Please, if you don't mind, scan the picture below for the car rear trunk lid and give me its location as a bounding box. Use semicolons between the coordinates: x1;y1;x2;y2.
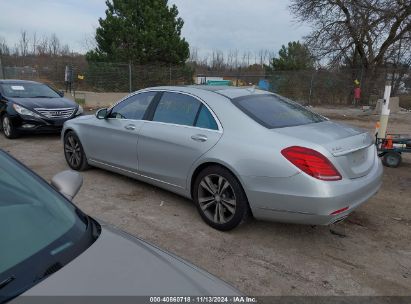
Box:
273;121;375;179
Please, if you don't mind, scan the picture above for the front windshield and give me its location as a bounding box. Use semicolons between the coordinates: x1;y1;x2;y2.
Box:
0;151;90;281
0;83;61;98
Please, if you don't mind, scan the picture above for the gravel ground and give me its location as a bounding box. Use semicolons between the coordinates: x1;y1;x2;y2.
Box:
1;108;410;296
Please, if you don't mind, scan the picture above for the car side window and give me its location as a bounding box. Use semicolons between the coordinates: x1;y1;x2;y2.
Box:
153;92;201;126
109;91;156;120
195;105;218;130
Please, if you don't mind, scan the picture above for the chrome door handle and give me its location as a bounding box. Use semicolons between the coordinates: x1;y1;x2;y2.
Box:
191;134;208;142
124;124;136;131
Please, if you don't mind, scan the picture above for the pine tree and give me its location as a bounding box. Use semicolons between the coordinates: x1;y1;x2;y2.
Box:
271;41;314;71
86;0;189;64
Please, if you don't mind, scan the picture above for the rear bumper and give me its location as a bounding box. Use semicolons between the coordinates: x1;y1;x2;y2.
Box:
242;157;383;225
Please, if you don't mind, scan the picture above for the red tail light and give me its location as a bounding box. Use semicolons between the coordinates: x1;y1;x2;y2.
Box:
281;146;342;181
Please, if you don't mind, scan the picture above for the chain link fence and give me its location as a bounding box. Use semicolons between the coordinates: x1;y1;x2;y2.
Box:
0;60;194;92
195;67;411;108
1;56;410;108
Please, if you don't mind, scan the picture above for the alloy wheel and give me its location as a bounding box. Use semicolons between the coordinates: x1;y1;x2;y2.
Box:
65;134;82;168
2;116;11;137
198;174;237;224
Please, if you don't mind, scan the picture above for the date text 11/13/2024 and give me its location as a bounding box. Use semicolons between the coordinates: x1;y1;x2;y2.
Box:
149;296;257;303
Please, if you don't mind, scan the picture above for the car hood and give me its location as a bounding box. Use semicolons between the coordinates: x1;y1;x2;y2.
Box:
9;97;77;109
22;223;241;296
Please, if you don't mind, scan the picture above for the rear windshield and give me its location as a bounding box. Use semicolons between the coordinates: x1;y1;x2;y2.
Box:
232;94;325;129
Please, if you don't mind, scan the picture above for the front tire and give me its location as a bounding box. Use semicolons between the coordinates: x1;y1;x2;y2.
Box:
1;114;19;139
193;166;249;231
64;131;90;171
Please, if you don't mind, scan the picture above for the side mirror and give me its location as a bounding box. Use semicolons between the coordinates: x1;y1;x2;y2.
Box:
58;90;65;97
96;108;108;119
51;171;83;200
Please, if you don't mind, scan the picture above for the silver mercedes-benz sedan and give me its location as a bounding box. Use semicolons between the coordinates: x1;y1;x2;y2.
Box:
62;86;383;231
0;150;240;302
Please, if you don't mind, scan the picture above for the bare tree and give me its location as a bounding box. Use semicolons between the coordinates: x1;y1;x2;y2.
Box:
228;49;243;69
49;33;60;56
290;0;411;101
0;36;10;56
290;0;411;68
241;51;247;67
81;29;98;52
37;35;49;55
18;30;29;57
224;49;241;69
189;46;199;63
258;49;270;67
232;49;239;69
60;44;71;56
388;38;411;94
241;51;252;67
199;53;209;67
211;50;225;70
31;32;37;55
12;43;20;57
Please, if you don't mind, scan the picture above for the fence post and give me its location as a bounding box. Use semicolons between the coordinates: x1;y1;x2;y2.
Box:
128;62;132;93
71;64;76;99
0;57;4;79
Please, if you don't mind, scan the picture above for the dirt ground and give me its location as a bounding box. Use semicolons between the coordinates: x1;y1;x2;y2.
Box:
0;107;410;296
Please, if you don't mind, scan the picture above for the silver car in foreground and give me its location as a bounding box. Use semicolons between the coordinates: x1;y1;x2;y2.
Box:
0;150;240;302
62;86;383;231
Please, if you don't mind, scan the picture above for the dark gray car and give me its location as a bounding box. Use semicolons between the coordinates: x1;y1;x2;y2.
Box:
0;150;240;302
0;80;83;139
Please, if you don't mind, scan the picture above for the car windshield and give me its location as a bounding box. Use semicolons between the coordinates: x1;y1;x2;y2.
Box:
0;83;61;98
232;94;326;129
0;151;97;300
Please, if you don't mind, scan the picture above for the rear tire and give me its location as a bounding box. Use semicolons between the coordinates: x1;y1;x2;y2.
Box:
64;131;90;171
193;165;249;231
1;114;19;139
382;152;401;168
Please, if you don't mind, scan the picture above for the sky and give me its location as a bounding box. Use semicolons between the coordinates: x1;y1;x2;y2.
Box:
0;0;310;59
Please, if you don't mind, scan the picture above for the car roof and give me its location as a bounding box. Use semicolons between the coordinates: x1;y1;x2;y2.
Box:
0;79;41;85
143;85;269;100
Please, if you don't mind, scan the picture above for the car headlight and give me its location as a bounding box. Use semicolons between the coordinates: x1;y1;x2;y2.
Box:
12;104;42;118
75;105;83;116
